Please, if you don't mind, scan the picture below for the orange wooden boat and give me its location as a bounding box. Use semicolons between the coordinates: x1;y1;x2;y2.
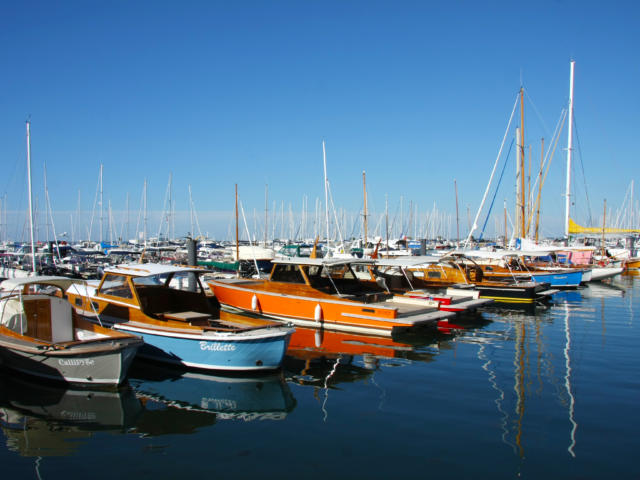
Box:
207;257;455;337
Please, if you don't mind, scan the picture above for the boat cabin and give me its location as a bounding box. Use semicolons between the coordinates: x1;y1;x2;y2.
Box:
269;258;389;301
81;264;221;323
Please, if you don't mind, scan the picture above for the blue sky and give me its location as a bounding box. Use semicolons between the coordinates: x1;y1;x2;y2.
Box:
1;1;639;242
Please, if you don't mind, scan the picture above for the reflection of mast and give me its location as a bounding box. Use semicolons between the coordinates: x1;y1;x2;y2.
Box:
321;356;341;422
477;339;516;453
564;302;578;457
514;321;526;458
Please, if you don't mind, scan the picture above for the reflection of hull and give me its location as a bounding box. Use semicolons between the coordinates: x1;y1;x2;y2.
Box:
287;327;415;360
581;282;625;298
128;362;296;421
0;372;142;456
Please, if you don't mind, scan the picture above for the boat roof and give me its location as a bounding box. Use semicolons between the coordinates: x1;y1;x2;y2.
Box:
273;256;374;267
447;249;557;259
0;275;79;291
104;263;210;277
367;257;442;267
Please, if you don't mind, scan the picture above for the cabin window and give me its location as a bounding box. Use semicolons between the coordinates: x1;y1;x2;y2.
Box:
324;264;356;280
99;274;133;299
167;271;202;293
133;274;167;287
427;271;442;279
271;264;305;283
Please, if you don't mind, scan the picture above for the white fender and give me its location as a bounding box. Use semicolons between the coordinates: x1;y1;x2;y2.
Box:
251;294;259;312
314;303;323;322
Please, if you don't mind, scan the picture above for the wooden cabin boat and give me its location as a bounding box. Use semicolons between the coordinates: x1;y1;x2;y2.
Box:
445;251;586;289
0;276;143;385
354;258;494;313
65;263;293;371
395;255;557;305
207;257;456;337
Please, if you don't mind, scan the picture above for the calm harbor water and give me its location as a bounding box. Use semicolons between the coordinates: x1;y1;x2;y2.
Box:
1;273;639;479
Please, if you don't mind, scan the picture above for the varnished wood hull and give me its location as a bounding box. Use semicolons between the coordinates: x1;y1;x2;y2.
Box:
208;278;452;336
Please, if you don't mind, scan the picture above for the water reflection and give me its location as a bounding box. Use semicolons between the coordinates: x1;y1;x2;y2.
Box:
0;373;142;457
0;361;297;455
284;317;492;421
458;278;637;461
128;361;296;430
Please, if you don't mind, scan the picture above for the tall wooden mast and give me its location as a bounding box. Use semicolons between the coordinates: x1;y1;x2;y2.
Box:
519;87;526;238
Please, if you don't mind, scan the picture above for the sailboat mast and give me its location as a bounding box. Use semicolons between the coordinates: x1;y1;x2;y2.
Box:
565;60;576;239
534;138;545;242
143;178;148;247
504;200;508;248
322;141;330;252
235;184;239;266
99;163;104;243
363;170;368;250
26;120;36;274
602;199;607;255
454;179;460;247
264;184;268;246
519;87;526;239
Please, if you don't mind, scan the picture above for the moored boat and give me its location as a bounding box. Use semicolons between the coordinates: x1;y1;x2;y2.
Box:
396;254;557;305
66;263;293;371
355;257;494;313
208;257;456;337
0;276;143;385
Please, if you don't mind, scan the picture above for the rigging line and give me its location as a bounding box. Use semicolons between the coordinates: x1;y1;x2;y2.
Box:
527;107;567;208
525;108;568;235
524;88;552;138
572;115;593;225
238;200;261;278
466;92;520;247
478;139;514;241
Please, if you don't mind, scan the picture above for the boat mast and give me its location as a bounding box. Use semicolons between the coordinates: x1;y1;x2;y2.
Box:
601;199;607;255
363;170;368;250
99;163;104;244
322;141;330;254
534;138;545;242
565;60;576;239
264;184;268;246
454;179;460;248
26;120;36;274
519;87;526;239
143;178;148;247
235;184;239;267
504;199;508;248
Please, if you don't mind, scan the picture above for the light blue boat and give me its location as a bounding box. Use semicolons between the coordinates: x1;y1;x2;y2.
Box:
529;269;584;288
114;320;291;371
67;263;293;372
